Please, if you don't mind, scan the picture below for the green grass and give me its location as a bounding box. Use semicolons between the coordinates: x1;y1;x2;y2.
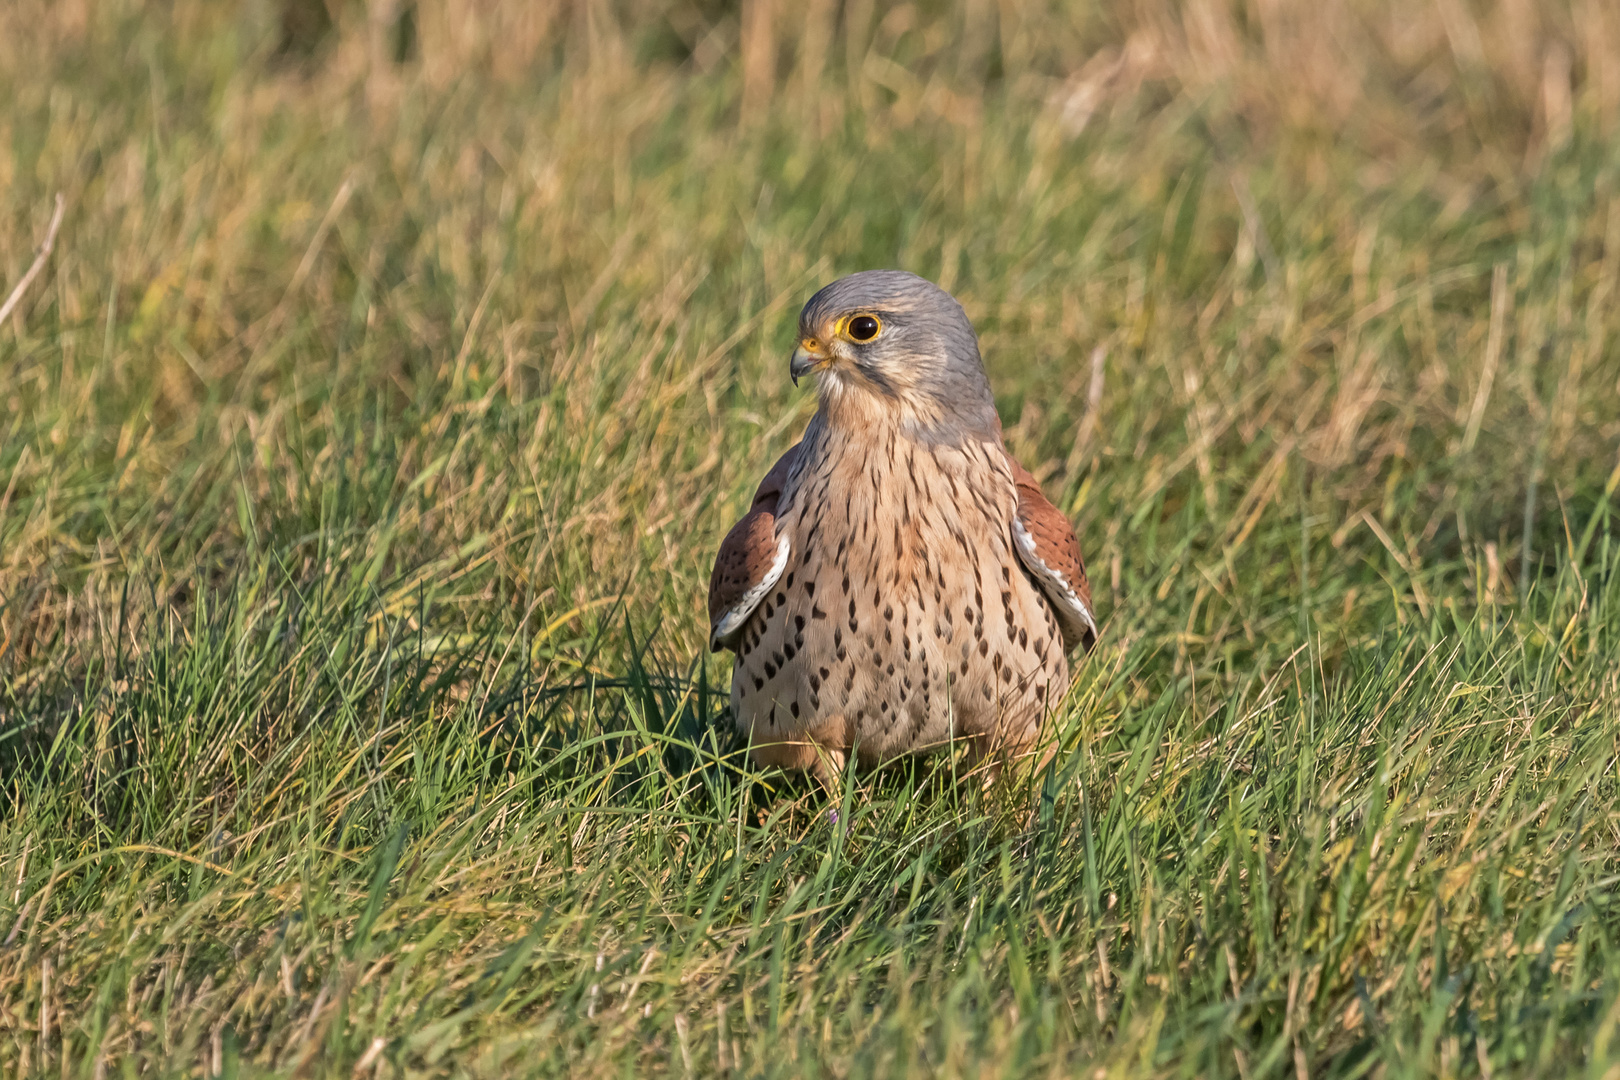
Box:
2;1;1619;1076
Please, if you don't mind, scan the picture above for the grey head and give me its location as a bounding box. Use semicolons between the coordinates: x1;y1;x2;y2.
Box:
789;270;1000;439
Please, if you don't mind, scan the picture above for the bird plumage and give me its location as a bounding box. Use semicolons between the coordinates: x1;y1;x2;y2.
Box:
708;271;1097;783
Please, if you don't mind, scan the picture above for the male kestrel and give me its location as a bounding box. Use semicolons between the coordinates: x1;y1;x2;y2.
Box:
707;271;1098;785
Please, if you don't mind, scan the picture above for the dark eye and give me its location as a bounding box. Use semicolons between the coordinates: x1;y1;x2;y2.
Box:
848;315;881;341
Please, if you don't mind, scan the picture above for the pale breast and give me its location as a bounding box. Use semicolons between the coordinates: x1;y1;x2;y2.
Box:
730;431;1071;763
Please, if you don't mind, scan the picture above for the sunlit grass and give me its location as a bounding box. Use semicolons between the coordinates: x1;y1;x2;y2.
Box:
1;1;1617;1076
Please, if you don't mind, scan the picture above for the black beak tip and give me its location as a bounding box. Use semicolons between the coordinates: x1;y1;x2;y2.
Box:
789;350;816;386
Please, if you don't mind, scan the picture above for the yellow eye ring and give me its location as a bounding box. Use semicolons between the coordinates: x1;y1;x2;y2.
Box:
842;314;882;342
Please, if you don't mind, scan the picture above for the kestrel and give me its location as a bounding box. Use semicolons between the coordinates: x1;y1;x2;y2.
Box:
708;271;1098;786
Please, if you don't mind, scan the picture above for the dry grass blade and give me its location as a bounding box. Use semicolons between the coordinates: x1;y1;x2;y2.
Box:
0;192;64;326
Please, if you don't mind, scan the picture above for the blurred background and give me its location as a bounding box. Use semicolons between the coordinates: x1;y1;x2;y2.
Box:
4;0;1619;661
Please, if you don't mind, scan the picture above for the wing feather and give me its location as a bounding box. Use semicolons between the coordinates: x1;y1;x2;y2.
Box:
707;444;802;652
1004;450;1098;653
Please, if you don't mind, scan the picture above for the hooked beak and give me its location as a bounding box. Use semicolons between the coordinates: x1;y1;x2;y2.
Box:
790;342;823;387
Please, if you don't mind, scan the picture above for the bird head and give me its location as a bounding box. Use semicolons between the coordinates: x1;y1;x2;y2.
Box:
790;270;1000;439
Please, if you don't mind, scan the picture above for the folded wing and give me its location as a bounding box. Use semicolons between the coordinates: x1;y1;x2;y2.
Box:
1005;451;1098;653
707;444;802;652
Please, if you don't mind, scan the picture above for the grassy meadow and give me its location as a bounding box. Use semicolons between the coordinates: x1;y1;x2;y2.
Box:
3;0;1620;1075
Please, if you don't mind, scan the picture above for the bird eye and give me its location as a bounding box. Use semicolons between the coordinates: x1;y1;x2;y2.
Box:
847;315;881;342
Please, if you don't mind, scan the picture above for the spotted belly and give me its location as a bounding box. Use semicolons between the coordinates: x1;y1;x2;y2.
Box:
729;543;1070;764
